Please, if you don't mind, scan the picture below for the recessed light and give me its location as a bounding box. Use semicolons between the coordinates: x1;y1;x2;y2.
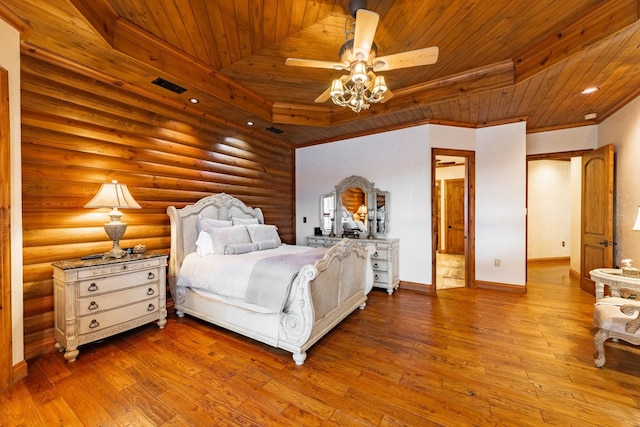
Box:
188;98;199;104
584;113;597;120
246;121;254;126
582;87;599;94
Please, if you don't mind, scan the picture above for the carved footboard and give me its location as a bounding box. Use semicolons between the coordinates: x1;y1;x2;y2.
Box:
278;239;373;364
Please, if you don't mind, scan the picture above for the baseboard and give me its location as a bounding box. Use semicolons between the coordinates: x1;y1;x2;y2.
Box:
12;359;27;384
569;268;580;280
475;280;527;293
399;281;436;294
527;256;570;263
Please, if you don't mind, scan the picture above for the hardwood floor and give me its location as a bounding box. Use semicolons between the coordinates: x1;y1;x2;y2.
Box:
2;260;640;426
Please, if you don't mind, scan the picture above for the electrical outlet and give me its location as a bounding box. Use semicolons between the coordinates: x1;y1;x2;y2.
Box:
494;259;500;266
562;241;565;247
303;217;307;223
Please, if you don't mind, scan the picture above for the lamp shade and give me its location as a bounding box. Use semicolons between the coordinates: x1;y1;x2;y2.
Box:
633;206;640;231
84;180;141;209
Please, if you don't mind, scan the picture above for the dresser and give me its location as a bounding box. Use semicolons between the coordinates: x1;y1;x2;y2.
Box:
307;236;399;294
52;253;168;362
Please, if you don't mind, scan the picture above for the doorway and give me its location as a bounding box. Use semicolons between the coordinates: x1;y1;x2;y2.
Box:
432;149;475;290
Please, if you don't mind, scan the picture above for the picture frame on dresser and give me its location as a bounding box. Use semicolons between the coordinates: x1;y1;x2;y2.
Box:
51;253;168;362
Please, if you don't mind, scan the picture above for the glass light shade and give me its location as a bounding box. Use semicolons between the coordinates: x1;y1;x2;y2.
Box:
372;75;387;94
350;62;367;84
633;206;640;231
330;79;344;97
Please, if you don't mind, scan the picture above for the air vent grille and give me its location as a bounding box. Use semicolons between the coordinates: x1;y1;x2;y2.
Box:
265;126;284;134
151;77;187;94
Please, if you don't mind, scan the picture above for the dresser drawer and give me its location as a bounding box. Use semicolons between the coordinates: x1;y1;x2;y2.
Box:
373;271;388;284
78;268;160;297
371;248;388;260
306;237;326;247
78;298;159;334
372;260;388;272
78;283;160;316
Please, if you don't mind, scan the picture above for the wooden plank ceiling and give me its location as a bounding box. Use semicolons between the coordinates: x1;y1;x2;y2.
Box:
4;0;640;146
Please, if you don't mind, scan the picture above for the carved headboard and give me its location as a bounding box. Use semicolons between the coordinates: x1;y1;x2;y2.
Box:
166;193;264;287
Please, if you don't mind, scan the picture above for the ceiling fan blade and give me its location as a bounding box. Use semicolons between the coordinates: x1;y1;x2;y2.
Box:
315;75;349;103
373;46;439;71
353;9;379;61
285;58;347;70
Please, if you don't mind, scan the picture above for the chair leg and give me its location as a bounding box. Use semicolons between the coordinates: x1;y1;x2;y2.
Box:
594;328;609;368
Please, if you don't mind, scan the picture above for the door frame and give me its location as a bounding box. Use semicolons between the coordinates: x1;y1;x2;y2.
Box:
431;148;475;289
0;67;12;391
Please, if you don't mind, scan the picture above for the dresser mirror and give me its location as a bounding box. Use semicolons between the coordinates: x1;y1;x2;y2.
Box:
328;175;389;237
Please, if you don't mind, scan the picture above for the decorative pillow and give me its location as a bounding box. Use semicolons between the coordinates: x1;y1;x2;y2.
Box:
195;230;214;256
244;224;281;246
207;226;251;255
231;216;260;226
197;216;232;233
254;240;278;251
223;242;257;255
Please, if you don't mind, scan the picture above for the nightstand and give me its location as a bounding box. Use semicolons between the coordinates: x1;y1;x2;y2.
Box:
52;252;168;362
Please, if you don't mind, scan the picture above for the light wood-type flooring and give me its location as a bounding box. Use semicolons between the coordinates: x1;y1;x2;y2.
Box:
2;260;640;426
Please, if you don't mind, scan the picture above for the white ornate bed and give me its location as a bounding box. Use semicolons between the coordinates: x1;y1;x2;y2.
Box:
166;193;373;365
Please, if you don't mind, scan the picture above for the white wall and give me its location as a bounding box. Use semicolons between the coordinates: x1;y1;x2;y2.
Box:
475;123;527;285
296;126;432;284
296;122;528;287
0;18;24;367
598;95;640;266
527;160;571;259
570;158;582;274
527;126;598;155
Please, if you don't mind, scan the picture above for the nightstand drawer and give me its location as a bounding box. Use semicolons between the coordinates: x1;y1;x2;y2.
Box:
78;298;159;334
78;268;160;297
75;258;161;279
78;283;160;316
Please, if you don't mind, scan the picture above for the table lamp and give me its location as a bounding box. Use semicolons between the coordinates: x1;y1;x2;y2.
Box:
84;180;141;258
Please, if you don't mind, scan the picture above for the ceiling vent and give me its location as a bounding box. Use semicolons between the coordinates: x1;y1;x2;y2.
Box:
151;77;187;94
265;126;284;134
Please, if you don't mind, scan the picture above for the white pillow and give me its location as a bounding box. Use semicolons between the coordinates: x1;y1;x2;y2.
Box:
245;224;281;246
197;216;232;233
231;216;260;226
208;226;251;254
195;230;214;256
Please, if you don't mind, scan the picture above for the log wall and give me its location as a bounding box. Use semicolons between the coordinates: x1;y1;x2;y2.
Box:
20;53;295;360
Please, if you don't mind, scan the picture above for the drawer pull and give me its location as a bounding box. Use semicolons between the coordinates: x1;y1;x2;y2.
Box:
148;272;156;280
89;319;100;329
374;274;379;281
147;288;155;295
87;283;99;292
88;301;99;311
373;263;379;269
147;303;155;311
373;252;378;257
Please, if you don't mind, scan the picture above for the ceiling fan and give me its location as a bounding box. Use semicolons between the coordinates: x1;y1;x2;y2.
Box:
285;0;439;112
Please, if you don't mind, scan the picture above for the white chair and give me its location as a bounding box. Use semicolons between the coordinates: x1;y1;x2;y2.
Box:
593;297;640;367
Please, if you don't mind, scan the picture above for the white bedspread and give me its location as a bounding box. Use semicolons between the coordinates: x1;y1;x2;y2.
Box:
177;245;327;313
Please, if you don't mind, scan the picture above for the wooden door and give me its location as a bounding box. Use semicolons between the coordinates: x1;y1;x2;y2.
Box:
580;144;614;295
0;68;11;391
445;179;465;255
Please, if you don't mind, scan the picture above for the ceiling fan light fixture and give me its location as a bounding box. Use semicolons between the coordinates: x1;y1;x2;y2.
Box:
350;62;368;83
330;79;345;97
372;75;387;94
